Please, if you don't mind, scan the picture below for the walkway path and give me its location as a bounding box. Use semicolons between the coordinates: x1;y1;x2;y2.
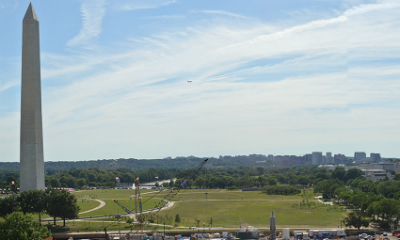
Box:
79;199;106;215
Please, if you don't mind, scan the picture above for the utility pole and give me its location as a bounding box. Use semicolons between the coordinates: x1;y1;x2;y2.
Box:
164;222;166;238
11;181;18;213
205;193;208;214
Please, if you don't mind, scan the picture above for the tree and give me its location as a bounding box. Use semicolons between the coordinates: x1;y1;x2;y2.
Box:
209;217;213;227
344;211;369;230
258;176;267;187
77;178;86;188
345;168;363;181
331;167;346;181
298;176;309;187
0;212;51;240
194;177;205;189
175;214;181;223
155;182;159;187
50;178;60;188
394;173;400;181
267;177;278;186
46;189;80;226
126;218;134;224
256;167;264;175
18;190;46;225
0;196;13;217
314;179;344;199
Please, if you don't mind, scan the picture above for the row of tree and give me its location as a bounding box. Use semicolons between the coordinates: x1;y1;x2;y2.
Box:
0;189;80;227
313;167;400;230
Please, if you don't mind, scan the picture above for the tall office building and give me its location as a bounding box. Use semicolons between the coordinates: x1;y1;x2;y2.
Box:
370;153;381;162
326;152;332;163
354;152;367;161
312;152;323;165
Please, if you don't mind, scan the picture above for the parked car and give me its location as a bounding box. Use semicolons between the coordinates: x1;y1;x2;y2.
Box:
360;233;370;239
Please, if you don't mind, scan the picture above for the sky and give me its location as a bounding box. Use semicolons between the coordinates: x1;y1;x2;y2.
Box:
1;0;400;162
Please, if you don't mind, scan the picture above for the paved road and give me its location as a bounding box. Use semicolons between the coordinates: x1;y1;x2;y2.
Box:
79;199;106;215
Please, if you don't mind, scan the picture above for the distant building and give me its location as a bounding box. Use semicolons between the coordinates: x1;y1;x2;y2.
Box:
312;152;323;165
334;154;347;164
326;152;332;163
363;169;393;181
354;152;367;161
358;162;398;173
267;155;274;161
370;153;381;162
303;154;312;164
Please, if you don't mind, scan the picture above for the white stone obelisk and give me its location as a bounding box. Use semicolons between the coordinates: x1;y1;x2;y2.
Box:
270;211;276;240
20;3;45;191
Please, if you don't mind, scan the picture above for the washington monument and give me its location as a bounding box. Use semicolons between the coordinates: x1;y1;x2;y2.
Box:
20;3;45;191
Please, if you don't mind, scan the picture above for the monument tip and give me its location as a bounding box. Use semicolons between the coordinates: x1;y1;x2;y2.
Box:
23;2;38;21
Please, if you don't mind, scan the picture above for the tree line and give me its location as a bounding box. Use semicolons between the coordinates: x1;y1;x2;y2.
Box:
0;189;80;227
0;156;273;172
313;166;400;230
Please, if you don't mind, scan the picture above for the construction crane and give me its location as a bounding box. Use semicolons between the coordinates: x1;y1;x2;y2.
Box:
111;158;208;235
143;158;208;223
113;200;133;214
134;177;144;235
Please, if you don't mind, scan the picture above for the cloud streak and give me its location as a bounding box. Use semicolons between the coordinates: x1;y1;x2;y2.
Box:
116;0;176;11
67;0;106;47
3;0;400;160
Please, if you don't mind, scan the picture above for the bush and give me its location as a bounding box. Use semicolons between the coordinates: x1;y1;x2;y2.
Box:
262;185;301;195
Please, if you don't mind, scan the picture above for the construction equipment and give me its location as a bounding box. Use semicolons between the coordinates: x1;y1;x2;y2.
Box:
113;199;133;214
143;158;208;223
110;158;208;235
134;177;144;235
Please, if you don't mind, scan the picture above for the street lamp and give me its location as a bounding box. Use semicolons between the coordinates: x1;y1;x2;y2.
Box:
205;193;208;214
340;219;342;229
164;222;166;237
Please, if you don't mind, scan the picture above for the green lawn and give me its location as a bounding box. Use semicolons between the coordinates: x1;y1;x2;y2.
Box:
45;188;348;231
154;189;346;228
78;199;101;212
77;189;166;218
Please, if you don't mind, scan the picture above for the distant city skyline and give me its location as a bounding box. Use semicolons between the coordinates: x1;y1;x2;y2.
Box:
1;0;400;162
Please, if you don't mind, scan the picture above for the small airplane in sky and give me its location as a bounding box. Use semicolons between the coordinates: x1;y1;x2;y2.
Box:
187;80;192;83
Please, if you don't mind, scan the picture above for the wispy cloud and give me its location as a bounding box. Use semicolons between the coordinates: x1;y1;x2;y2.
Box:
196;10;253;19
0;79;19;92
4;0;400;160
67;0;106;47
116;0;176;11
0;0;19;18
146;15;186;19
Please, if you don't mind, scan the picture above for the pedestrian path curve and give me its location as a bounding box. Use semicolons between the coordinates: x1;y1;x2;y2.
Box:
79;199;106;215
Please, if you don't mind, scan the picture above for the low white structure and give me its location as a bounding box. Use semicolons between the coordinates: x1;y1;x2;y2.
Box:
282;228;290;240
363;169;393;181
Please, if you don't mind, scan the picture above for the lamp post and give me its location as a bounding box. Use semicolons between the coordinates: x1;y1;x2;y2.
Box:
205;193;208;214
164;222;166;237
340;219;342;229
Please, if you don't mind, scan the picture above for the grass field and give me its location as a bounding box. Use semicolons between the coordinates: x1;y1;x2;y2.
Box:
44;188;348;232
75;189;166;218
153;189;347;228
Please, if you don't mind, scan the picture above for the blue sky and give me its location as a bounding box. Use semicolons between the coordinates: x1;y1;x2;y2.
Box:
1;0;400;161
